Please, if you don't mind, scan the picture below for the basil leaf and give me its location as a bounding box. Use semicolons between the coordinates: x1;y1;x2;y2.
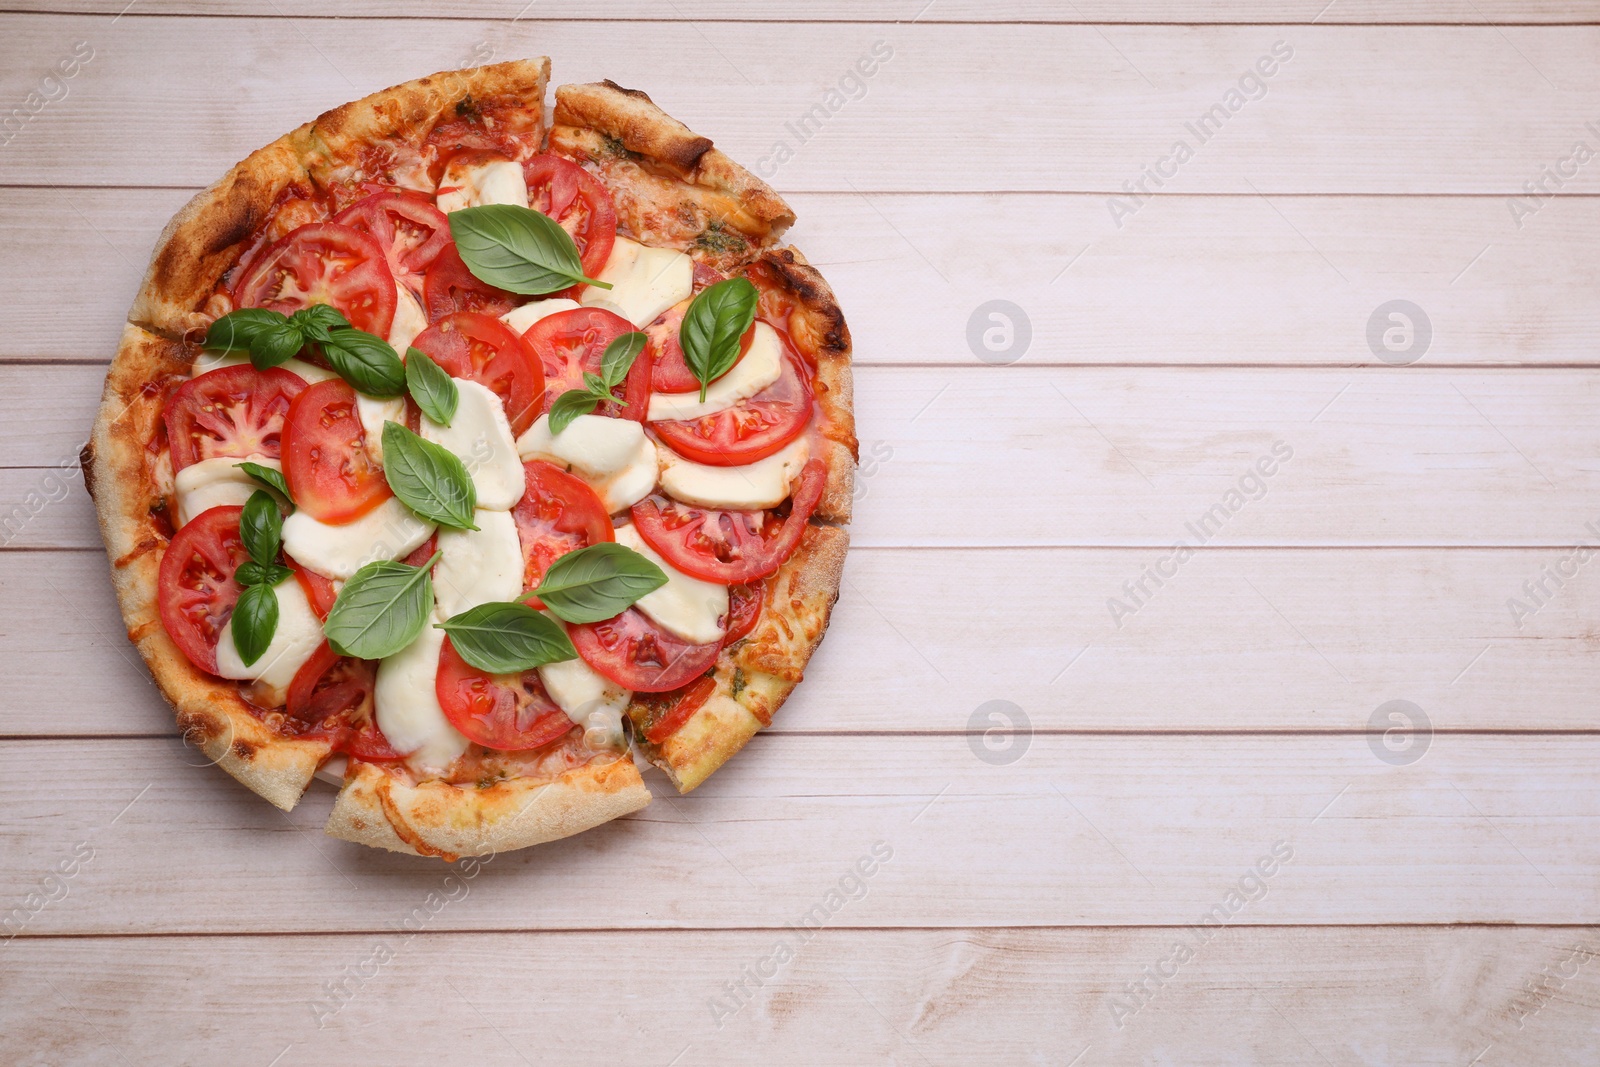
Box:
600;331;647;390
291;303;348;343
235;462;294;511
380;422;478;530
235;560;293;588
533;542;668;624
437;602;577;673
320;328;406;398
680;277;758;402
547;389;601;435
239;490;283;565
582;371;608;396
231;583;279;667
405;347;459;427
323;552;440;660
249;320;306;370
203;308;286;353
448;204;610;295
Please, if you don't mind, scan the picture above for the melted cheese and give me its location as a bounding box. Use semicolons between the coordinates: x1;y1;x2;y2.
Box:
580;237;693;328
500;298;580;336
614;523;727;644
537;615;631;750
432;509;524;621
658;434;811;511
388;286;429;353
515;413;658;513
191;351;338;384
374;624;469;775
420;378;525;510
174;454;279;527
282;496;435;581
646;321;785;422
435;155;529;214
358;298;431;463
213;578;323;706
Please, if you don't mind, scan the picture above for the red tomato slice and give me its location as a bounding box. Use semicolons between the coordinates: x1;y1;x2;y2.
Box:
630;459;826;583
289;556;339;620
412;312;544;435
650;344;813;466
281;378;392;523
722;583;763;646
569;608;721;694
521;307;651;420
647;299;758;394
233;222;398;338
424;100;545;182
403;534;438;568
435;636;576;751
286;642;403;761
164;364;308;473
523;153;617;280
424;243;519;322
332;192;450;297
157;505;247;674
643;675;717;745
513;460;615;609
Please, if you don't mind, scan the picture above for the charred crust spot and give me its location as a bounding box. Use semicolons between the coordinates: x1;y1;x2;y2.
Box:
231;739;257;762
79;442;97;499
177;711;220;745
202;203;260;258
601;79;653;103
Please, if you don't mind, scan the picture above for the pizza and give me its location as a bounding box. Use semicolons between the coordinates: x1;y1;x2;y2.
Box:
83;58;855;860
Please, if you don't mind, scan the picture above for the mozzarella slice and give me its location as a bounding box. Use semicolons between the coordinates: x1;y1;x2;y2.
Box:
213;578;323;707
646;321;786;422
500;298;580;336
435;155;529;214
420;378;525;510
356;396;407;465
658;435;811;511
614;523;727;645
282;496;435;581
191;351;338;384
432;510;524;621
537;614;631;750
374;624;469;775
515;413;658;513
388;286;429;353
580;237;693;328
174;454;280;527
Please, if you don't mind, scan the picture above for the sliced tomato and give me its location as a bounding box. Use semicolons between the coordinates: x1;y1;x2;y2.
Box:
569;608;721;694
630;459;825;583
281;378;392;523
157;505;247;674
332;192;450;297
289;557;339;619
521;307;651;420
164;364;307;473
647;299;758;394
403;534;438;568
233;222;397;337
436;636;576;751
722;583;763;646
523;153;616;280
650;345;813;466
424;98;545;182
513;460;614;609
412;312;544;435
424;243;519;321
643;675;718;745
286;642;402;761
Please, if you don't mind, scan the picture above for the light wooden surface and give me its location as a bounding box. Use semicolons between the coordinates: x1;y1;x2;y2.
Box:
2;3;1599;1064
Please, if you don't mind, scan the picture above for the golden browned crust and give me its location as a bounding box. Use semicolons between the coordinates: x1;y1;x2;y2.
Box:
325;755;650;859
550;80;795;269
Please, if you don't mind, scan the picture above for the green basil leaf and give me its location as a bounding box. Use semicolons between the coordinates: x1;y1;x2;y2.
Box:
533;542;668;624
291;303;348;343
405;347;459;427
320;328;406;398
323;552;440;660
235;462;294;511
380;422;478;530
680;277;758;402
203;308;287;353
231;582;279;667
235;560;293;588
239;490;283;566
600;331;647;390
448;204;610;295
248;320;306;370
436;602;577;673
547;389;601;435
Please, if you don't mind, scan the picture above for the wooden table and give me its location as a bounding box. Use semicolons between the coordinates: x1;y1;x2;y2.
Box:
3;2;1599;1063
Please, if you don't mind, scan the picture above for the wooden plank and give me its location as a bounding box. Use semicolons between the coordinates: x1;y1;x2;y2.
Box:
11;187;1600;368
1;735;1596;931
3;927;1597;1065
9;547;1600;736
14;363;1600;548
4;20;1600;192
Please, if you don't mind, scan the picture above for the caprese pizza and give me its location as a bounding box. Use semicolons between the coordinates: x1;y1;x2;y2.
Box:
84;59;855;860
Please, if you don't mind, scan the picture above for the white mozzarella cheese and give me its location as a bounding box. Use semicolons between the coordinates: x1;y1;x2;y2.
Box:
191;351;338;384
646;321;785;422
420;378;526;510
537;615;631;751
374;624;469;775
356;396;407;464
657;434;811;511
282;496;435;581
174;454;280;527
515;413;658;513
435;155;529;214
499;298;580;336
213;578;323;706
614;523;727;645
580;237;693;328
432;510;524;621
388;286;429;353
